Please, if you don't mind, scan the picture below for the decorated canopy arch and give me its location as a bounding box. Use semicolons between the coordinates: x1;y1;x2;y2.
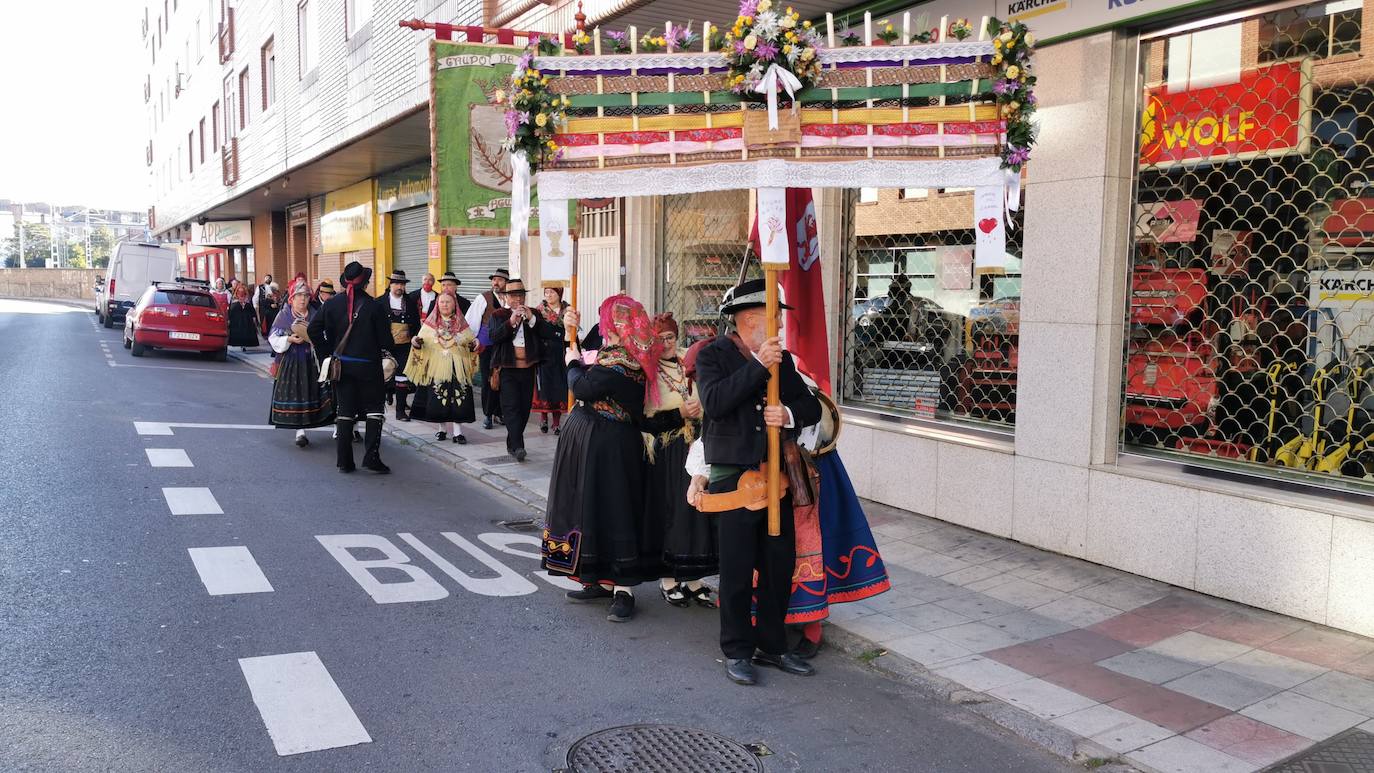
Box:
500;12;1037;278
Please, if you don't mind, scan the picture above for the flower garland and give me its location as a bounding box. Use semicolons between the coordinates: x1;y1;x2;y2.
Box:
721;0;823;96
500;48;568;171
987;17;1037;170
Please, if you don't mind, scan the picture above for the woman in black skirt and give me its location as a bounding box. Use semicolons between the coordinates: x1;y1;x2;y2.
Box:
642;313;718;608
542;294;664;623
267;280;335;446
227;283;260;350
533;284;570;434
405;291;478;444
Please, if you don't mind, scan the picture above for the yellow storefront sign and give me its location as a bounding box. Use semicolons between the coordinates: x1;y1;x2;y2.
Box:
322;180;376;253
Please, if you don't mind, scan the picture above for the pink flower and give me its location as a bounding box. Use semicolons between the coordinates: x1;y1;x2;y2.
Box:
1006;146;1030;166
738;0;758;18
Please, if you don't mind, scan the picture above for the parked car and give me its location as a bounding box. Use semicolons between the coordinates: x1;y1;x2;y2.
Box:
851;294;963;368
99;241;178;328
123;279;228;360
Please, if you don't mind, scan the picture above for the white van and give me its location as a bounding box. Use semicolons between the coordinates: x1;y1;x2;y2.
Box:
100;241;179;328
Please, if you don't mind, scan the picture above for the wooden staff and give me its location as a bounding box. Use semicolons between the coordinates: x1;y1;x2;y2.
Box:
566;234;579;410
765;268;782;537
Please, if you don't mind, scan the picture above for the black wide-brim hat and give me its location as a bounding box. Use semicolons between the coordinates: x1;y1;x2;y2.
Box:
388;270;410;284
438;271;461;285
489;268;511;281
720;278;793;315
341;261;372;285
502;278;528;296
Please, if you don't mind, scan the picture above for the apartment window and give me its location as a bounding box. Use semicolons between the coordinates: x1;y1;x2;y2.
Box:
261;38;275;110
223;73;235;137
211;100;220;149
346;0;373;38
238;67;249;129
196;18;202;59
859;188;879;203
298;0;318;76
198;118;206;163
188;131;195;173
899;188;929;200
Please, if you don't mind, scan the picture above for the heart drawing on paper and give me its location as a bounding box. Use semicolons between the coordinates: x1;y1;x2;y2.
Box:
978;218;999;234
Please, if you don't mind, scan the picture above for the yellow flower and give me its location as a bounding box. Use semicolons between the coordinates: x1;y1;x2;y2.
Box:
1025;33;1037;46
493;88;506;103
783;44;793;53
991;53;1003;65
546;140;557;149
1009;101;1020;111
757;0;771;11
541;76;549;85
535;113;548;127
781;15;796;29
785;31;796;40
994;38;1002;49
802;20;811;28
561;95;569;106
744;33;758;50
1006;65;1020;79
801;47;814;61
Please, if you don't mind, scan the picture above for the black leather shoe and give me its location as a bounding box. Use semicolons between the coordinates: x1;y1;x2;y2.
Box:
566;584;613;603
482;417;493;430
725;658;757;685
607;591;635;622
754;651;816;676
454;435;467;444
338;463;356;473
793;636;822;660
362;457;391;474
513;448;527;462
436;431;447;441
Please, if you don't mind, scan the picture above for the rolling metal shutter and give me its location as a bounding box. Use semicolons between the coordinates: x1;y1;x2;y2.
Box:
391;207;429;280
446;235;507;293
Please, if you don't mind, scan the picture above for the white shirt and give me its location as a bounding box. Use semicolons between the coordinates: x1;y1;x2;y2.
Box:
685;439;709;477
464;290;499;332
389;293;405;311
419;289;436;312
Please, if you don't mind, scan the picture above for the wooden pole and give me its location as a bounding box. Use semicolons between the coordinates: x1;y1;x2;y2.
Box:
765;269;782;537
567;234;579;410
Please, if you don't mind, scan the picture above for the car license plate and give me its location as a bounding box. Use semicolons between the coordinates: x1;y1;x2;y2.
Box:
169;331;201;341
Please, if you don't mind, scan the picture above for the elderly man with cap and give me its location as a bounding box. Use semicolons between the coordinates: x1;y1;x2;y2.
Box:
485;277;560;462
692;278;821;686
465;267;511;429
309;261;393;473
384;269;422;421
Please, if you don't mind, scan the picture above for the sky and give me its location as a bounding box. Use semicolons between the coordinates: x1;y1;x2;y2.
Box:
0;1;149;211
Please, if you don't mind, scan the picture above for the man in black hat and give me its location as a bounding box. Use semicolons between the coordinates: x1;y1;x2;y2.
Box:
383;270;422;421
694;278;821;685
465;267;511;429
437;271;471;315
485;278;559;462
309;261;393;473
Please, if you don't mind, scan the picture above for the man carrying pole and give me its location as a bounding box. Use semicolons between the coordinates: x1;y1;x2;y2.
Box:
694;273;820;686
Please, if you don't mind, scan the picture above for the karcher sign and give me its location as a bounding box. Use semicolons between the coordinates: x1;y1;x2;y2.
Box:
1003;0;1204;42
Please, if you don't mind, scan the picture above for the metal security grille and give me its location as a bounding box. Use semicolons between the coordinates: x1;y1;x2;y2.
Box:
838;188;1023;428
659;190;756;345
1128;0;1374;492
446;234;507;293
391;206;429;279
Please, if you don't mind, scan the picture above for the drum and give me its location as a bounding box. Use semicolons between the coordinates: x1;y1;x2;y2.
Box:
813;390;843;457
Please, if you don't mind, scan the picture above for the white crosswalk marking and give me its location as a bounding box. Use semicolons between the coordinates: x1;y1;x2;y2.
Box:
187;546;273;595
161;487;222;515
145;448;193;467
238;652;373;756
134;422;175;436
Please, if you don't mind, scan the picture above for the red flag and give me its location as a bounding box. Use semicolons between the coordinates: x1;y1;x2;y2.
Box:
750;188;832;395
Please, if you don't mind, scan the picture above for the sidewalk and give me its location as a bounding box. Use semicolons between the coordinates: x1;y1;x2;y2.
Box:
235;347;1374;772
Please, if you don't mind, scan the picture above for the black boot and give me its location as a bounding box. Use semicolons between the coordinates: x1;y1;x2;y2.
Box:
396;391;410;421
336;419;356;472
362;415;390;473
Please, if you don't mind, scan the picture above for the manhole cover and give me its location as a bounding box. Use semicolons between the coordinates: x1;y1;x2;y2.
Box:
497;518;543;532
1266;729;1374;773
566;724;763;773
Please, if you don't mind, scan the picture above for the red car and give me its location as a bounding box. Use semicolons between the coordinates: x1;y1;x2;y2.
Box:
123;279;229;361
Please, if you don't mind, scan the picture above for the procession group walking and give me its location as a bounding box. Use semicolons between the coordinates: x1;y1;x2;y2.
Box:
261;262;891;685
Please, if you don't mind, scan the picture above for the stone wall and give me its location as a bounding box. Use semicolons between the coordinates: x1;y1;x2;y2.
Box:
0;268;105;300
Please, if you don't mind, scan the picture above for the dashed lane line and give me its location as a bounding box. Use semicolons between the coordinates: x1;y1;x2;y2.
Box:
145;448;193;467
135;421;333;436
187;546;274;595
238;652;373;756
162;487;223;516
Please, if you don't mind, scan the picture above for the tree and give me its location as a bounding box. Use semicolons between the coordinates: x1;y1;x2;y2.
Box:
90;226;116;268
68;242;89;268
15;223;53;268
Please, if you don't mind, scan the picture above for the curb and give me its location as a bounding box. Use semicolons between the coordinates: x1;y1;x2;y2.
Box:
229;350;547;516
227;348;1137;772
6;296;97;310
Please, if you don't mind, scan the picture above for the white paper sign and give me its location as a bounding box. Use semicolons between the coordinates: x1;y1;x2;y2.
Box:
973;186;1006;272
539;198;573;281
756;188;790;266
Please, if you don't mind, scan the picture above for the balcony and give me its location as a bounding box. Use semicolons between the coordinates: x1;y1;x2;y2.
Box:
218;8;235;64
221;137;239;186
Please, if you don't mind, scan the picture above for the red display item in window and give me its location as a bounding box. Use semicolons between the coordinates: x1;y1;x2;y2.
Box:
1124;333;1217;430
1130;268;1209;327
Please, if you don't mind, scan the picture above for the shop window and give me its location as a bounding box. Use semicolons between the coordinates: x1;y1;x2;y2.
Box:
1130;0;1374;494
841;190;1024;429
659;191;753;346
1259;1;1361;62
